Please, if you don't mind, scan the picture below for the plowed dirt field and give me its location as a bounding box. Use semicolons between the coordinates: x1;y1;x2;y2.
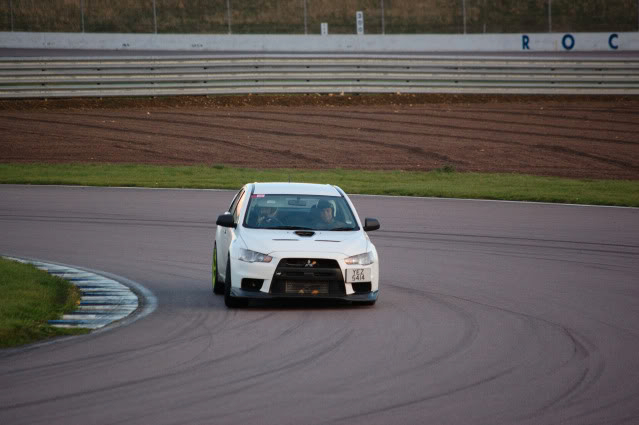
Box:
1;94;638;180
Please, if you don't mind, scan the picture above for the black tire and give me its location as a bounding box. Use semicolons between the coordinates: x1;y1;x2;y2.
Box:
224;258;248;308
212;244;224;295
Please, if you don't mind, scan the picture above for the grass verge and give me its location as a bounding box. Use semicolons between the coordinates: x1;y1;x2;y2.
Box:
0;258;88;348
0;163;638;207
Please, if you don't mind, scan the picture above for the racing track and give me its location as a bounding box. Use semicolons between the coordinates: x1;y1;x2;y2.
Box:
0;185;638;425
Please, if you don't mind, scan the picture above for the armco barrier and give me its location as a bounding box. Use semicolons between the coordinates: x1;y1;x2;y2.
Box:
1;54;638;98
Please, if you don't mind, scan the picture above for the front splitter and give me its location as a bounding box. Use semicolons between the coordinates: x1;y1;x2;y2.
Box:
231;287;378;303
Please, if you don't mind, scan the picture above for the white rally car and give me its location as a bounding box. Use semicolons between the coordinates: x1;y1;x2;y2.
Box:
213;182;380;308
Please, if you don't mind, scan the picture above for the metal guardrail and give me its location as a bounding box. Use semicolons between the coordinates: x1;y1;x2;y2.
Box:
1;54;638;98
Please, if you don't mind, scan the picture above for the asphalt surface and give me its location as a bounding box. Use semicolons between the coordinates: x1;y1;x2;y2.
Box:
0;185;638;425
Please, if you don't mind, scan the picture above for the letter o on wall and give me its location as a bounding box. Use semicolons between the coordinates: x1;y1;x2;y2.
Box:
562;34;575;50
609;33;619;50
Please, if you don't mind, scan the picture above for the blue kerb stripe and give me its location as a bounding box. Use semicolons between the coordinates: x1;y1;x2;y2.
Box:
80;301;137;306
3;256;144;330
48;320;93;325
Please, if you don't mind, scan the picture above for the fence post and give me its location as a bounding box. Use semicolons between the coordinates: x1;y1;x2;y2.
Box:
380;0;385;34
483;0;486;33
80;0;84;33
8;0;13;31
462;0;466;34
548;0;552;32
303;0;307;35
152;0;157;33
226;0;232;34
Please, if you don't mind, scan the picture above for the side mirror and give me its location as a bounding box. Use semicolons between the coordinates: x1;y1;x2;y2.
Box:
364;218;380;232
216;214;236;228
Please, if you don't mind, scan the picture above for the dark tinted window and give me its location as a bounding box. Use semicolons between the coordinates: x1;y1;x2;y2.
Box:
244;195;358;231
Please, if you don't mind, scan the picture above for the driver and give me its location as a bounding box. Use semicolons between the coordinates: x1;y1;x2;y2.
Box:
255;201;279;226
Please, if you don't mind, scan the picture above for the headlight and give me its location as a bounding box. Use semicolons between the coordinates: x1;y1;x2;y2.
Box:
239;248;272;263
344;252;374;265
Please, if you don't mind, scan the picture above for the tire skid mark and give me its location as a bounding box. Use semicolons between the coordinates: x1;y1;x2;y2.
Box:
0;330;271;411
375;229;639;250
328;367;516;424
164;311;279;373
224;310;280;332
562;329;606;406
372;230;639;257
561;390;639;424
0;311;324;411
95;327;355;425
376;238;635;275
0;214;214;230
386;287;609;425
155;320;351;423
515;328;605;423
220;328;353;385
0;318;225;385
384;283;480;373
0;300;232;381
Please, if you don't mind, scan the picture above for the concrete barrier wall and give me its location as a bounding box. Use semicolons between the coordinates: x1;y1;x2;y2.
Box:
1;31;638;52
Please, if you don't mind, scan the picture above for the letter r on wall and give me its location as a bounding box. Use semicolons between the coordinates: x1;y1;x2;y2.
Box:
522;35;530;50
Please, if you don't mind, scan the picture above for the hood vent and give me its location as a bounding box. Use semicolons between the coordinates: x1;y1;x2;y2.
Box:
295;230;315;237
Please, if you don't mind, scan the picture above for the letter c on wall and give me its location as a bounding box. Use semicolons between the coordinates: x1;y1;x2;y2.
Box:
562;34;575;50
609;33;619;50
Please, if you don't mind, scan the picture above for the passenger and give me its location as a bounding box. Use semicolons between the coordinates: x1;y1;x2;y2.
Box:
314;199;344;229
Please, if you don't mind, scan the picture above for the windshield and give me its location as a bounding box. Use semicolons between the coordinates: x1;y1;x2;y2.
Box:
243;194;359;231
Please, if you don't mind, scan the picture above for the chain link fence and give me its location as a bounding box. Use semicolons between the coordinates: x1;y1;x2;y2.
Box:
2;0;638;34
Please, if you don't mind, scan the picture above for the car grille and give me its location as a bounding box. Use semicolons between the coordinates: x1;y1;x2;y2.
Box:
270;258;345;296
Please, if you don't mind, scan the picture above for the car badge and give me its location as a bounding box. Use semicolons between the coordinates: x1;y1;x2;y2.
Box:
305;260;317;268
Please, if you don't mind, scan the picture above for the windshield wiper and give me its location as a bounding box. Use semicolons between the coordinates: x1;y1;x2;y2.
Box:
269;226;314;230
329;227;357;231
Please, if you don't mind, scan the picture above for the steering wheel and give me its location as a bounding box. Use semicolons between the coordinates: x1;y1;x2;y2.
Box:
261;216;283;227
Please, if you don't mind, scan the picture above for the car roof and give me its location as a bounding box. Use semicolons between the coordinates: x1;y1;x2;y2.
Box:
251;182;342;197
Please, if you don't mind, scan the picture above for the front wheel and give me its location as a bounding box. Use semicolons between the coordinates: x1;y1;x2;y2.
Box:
224;258;248;308
212;244;224;295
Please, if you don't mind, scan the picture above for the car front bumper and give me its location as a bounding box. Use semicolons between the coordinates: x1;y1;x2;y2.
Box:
230;287;378;302
230;250;379;300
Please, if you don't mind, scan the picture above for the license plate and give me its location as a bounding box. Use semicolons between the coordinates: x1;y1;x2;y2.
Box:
345;268;371;283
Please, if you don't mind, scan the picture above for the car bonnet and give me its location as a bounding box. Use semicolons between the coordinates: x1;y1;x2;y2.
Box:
239;229;369;256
